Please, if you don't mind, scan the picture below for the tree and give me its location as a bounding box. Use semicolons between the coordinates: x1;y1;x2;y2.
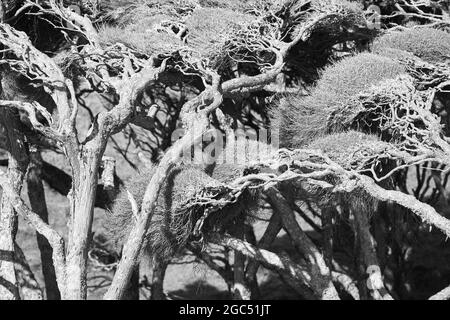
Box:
0;0;450;300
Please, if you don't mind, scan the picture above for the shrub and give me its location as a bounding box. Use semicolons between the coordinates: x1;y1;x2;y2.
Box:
308;0;365;28
289;0;366;41
98;10;182;55
99;25;181;56
197;0;261;12
316;53;406;102
269;93;330;148
306;131;387;170
284;0;370;84
99;3;255;65
372;27;450;65
184;7;253;69
106;161;262;261
106;165;221;261
102;0;188;25
105;136;278;260
270;53;406;147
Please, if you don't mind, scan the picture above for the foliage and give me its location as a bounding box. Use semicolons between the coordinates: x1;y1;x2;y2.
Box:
99;24;182;56
107;165;221;261
306;131;387;170
270;53;406;147
2;0;450;301
372;27;450;65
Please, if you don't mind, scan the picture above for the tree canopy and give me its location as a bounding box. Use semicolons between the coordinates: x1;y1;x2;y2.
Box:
0;0;450;301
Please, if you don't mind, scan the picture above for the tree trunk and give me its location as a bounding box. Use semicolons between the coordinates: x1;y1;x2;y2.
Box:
66;149;102;300
0;108;28;300
0;178;20;300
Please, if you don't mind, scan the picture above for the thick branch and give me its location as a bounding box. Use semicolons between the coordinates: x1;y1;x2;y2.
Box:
105;77;223;299
0;174;67;298
356;175;450;237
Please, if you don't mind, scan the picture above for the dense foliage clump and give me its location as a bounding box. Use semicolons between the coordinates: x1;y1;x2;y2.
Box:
270;53;405;147
372;27;450;65
107;165;221;260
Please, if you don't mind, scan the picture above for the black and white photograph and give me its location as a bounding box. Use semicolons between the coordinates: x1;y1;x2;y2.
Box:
0;0;450;306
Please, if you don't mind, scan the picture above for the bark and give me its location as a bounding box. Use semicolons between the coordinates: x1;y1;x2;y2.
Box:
26;151;60;300
0;158;120;209
65;62;166;300
0;108;28;300
357;175;450;237
0;175;20;299
101;157;115;191
66;148;102;300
